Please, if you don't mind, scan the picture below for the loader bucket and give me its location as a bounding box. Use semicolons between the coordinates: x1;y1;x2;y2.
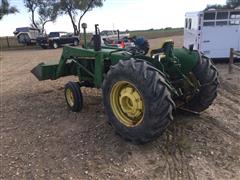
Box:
31;62;58;81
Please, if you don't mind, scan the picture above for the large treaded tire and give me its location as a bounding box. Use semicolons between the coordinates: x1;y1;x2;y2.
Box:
102;59;175;144
184;55;219;112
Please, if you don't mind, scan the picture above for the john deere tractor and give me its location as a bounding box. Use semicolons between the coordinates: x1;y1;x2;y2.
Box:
31;24;219;144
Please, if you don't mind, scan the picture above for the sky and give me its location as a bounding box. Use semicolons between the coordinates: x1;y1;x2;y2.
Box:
0;0;226;36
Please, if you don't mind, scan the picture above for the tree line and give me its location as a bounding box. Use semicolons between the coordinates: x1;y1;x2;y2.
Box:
206;0;240;10
0;0;104;35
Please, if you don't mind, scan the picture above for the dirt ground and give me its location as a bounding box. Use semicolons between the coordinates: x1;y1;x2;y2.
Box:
0;36;240;180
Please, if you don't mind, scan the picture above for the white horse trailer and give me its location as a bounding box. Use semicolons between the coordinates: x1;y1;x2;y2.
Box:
184;9;240;59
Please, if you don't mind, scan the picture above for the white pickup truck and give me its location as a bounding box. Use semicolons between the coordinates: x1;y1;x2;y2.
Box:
100;30;130;40
13;27;41;45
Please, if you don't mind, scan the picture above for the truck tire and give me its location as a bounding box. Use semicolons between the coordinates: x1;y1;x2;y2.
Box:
102;59;175;144
52;42;59;49
73;39;79;46
41;45;47;49
184;55;219;112
64;82;83;112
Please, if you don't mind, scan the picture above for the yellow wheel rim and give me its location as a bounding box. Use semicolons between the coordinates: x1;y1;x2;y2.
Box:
110;81;145;127
66;88;74;107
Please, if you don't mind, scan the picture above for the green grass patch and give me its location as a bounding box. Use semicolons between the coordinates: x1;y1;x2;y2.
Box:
130;28;183;39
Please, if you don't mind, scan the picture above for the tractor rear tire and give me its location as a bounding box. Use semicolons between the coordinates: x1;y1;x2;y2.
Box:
64;82;83;112
102;59;175;144
184;55;219;112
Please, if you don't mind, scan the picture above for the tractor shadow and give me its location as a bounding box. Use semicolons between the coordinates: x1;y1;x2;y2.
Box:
87;109;202;179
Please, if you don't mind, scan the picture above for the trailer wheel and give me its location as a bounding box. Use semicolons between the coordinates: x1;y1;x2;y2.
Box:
184;55;219;112
103;59;175;144
64;82;83;112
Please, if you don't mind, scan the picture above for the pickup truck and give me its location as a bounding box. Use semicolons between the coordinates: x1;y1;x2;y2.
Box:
100;30;130;40
36;32;80;49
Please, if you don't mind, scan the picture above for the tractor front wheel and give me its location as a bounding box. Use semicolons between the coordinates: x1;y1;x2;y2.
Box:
103;59;175;144
64;82;83;112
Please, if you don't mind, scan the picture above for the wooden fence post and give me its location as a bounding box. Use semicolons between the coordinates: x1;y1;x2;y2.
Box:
6;36;10;48
229;48;234;74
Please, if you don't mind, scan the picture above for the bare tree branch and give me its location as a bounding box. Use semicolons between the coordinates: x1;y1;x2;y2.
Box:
59;0;104;35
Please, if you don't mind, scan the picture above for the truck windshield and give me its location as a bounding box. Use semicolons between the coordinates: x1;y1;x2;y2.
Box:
16;28;29;32
49;32;59;37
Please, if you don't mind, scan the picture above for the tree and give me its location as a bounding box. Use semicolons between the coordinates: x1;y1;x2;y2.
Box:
24;0;39;29
0;0;18;20
24;0;59;33
227;0;240;8
205;4;227;10
205;0;240;10
38;1;59;33
59;0;104;35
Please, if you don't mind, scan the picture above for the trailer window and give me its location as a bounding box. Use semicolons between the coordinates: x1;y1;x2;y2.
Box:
203;22;215;26
216;21;228;26
217;12;228;19
204;12;216;20
188;18;192;29
185;18;188;28
230;11;240;19
230;20;240;25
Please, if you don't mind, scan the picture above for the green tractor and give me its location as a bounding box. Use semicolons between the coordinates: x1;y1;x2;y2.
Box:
31;24;219;144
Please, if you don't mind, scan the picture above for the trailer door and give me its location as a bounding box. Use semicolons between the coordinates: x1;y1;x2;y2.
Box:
238;24;240;51
229;11;240;51
184;13;199;50
201;11;240;58
201;25;239;58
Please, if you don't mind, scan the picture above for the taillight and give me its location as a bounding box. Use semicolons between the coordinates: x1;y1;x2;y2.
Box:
121;41;125;48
